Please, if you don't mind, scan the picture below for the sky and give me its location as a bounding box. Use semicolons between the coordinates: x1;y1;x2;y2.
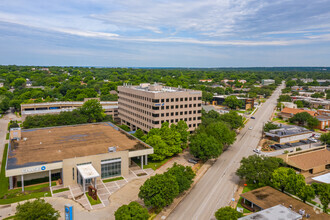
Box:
1;0;330;67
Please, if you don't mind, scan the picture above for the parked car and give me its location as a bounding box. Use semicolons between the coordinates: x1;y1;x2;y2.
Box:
251;117;255;119
188;159;198;164
249;126;253;130
253;149;261;154
285;143;292;147
308;138;317;143
314;134;321;138
300;140;308;144
275;144;282;148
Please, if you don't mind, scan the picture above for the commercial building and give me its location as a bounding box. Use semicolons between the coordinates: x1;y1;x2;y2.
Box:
212;95;254;110
279;107;318;121
6;123;153;192
21;99;119;121
240;186;328;219
261;79;275;85
265;125;312;143
277;146;330;176
239;205;302;220
281;102;297;109
118;83;202;132
315;115;330;129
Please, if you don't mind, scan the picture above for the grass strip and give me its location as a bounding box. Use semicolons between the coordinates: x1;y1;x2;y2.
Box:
85;192;102;205
103;176;124;183
53;188;69;194
132;157;171;171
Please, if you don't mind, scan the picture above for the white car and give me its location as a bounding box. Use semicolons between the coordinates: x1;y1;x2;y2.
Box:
249;127;253;130
308;138;317;143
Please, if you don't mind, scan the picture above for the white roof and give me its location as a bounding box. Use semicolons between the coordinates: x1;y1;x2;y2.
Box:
239;205;302;220
77;164;100;179
312;172;330;184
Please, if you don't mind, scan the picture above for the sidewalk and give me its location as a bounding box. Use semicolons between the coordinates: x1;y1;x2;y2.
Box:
155;159;214;220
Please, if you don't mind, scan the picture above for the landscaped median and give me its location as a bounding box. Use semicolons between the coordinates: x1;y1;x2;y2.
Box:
52;188;69;194
103;176;124;183
85;192;102;205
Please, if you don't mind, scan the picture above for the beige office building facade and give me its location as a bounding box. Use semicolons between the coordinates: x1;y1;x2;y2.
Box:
118;83;202;132
6;123;153;192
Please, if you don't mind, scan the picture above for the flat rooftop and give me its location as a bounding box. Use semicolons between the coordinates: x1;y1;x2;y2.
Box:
265;125;311;137
120;83;201;94
287;148;330;171
241;186;328;220
7;123;150;169
239;205;302;220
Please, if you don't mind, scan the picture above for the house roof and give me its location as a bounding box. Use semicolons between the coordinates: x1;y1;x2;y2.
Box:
287;148;330;171
240;186;329;219
281;108;318;117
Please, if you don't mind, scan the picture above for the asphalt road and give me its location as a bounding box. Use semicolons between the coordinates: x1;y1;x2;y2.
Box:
168;83;285;220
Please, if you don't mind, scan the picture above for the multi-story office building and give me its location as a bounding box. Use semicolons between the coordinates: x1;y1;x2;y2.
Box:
261;79;275;85
21;99;119;122
118;83;202;132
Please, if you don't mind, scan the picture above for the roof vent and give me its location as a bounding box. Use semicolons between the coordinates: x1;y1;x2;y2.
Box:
108;146;116;153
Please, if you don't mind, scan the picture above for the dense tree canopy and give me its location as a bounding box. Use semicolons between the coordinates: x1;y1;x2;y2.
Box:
223;95;244;109
214;206;243;220
236;155;285;186
15;199;60;220
263;122;279;132
114;202;149;220
166;163;195;193
138;173;179;210
320;132;330;145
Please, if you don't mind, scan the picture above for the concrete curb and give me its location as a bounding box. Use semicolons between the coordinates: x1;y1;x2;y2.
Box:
155;160;214;220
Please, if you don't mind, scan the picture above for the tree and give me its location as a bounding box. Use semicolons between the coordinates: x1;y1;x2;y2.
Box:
205;122;236;146
320;132;330;145
272;167;296;192
0;96;10;113
263;122;279;132
289;112;313;125
202;91;213;103
312;183;330;213
223;96;243;109
286;80;296;87
307;117;319;129
286;173;305;195
297;185;315;203
189;132;223;161
146;135;169;160
134;129;145;139
166;163;195;193
295;100;304;108
236;155;284;186
79;99;105;122
171;120;189;146
11;77;26;88
278;95;291;102
15;199;60;220
114;202;149;220
138;174;179;210
119;124;130;132
214;206;243;220
219;111;244;129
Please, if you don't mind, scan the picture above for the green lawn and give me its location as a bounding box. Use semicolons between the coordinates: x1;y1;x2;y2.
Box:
0;144;9;195
6;132;9;140
53;188;69;194
0;144;55;204
132;157;171;171
103;176;124;183
85;192;102;205
236;184;259;214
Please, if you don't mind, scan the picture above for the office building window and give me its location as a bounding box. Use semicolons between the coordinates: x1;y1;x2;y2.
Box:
101;158;121;179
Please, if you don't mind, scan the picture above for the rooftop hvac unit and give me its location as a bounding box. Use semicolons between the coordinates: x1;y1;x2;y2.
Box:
108;146;116;153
